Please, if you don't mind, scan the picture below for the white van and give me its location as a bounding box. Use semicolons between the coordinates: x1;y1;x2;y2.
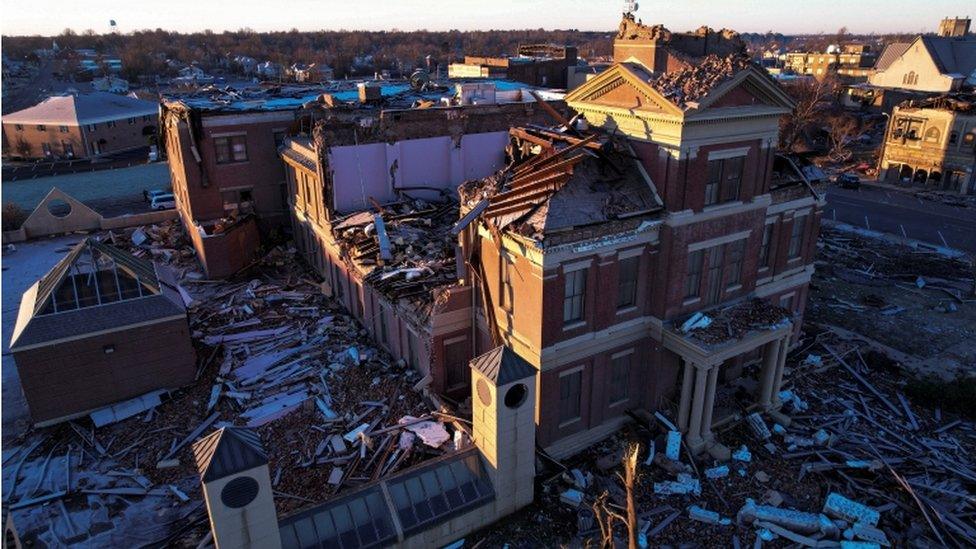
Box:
150;193;176;210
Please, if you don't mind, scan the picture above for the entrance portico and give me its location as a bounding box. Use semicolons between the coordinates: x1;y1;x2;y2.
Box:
663;319;793;460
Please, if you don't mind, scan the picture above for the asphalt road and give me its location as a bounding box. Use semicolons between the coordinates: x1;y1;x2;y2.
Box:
824;185;976;253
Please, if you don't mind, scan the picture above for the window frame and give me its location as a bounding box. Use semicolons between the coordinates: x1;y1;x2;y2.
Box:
562;268;587;325
558;369;583;425
759;223;774;268
214;134;249;164
608;352;632;405
788;215;807;259
616;256;639;310
685;250;704;299
726;239;746;287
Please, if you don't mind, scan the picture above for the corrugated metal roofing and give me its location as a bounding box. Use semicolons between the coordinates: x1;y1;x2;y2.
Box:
874;42;912;71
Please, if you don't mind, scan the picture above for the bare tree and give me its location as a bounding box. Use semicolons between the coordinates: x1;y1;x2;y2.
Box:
779;75;840;152
824;112;860;163
590;444;640;549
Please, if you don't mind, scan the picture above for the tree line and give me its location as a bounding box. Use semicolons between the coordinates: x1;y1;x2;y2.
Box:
2;28;615;81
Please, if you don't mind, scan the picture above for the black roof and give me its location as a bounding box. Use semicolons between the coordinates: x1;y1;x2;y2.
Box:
193;427;268;483
469;346;536;386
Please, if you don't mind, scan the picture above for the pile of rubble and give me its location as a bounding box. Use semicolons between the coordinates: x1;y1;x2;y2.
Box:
649;54;754;108
681;299;792;345
3;221;458;545
332;197;460;319
475;326;975;547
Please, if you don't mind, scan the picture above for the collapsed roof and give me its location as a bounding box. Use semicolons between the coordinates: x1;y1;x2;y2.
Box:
459;126;663;243
331;198;460;321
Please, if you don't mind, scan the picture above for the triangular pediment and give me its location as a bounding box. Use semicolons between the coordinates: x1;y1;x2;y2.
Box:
566;62;685;116
693;65;796;112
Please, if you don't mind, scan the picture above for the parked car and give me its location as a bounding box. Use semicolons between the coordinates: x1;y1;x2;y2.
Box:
835;173;861;190
150;193;176;210
144;188;172;203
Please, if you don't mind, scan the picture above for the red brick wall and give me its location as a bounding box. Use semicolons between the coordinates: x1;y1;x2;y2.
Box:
164;114;289;224
14;317;196;424
185;214;262;279
536;336;661;446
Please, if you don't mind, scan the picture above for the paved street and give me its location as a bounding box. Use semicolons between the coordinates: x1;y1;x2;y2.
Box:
824;185;976;254
2;162;170;217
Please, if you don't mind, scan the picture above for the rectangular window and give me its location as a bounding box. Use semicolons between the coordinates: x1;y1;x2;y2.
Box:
499;252;514;313
722;156;743;202
609;353;631;404
62;142;74;157
788;215;806;259
214;135;248;164
142;115;150;122
704;246;725;305
704;160;722;206
127;117;134;124
558;370;582;423
726;239;745;286
106;121;116;128
780;294;795;312
87;124;96;132
37;124;46;131
759;223;774;268
617;256;639;309
563;268;587;324
705;156;744;206
273;130;287;149
58;125;68;133
685;250;704;299
41;143;52;156
14;124;23;131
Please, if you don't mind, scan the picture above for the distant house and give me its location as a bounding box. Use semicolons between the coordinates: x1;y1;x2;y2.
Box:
172;65;216;87
255;61;282;79
9;238;196;427
2;92;158;160
870;17;976;93
289;63;334;83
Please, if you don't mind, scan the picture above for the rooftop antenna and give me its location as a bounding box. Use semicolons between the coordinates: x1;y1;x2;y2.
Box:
623;0;638;14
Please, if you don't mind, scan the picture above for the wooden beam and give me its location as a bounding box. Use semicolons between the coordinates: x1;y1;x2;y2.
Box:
528;90;571;127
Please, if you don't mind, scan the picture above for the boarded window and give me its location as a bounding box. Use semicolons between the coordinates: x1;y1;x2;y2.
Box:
214;135;248;164
788;215;806;258
617;256;639;309
685;250;704;299
609;354;631;404
559;370;582;423
563;268;587;324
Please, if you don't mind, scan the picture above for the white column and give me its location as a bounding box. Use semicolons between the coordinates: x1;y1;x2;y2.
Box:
758;339;781;408
700;365;719;441
771;336;789;405
686;365;708;447
677;360;694;430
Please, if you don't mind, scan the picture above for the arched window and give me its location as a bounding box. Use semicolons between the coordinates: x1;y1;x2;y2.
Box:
903;71;917;85
949;131;959;144
924;127;941;142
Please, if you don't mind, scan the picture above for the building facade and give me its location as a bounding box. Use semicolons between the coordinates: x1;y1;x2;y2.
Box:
869;18;976;93
449;45;578;89
2;92;157;160
879;94;976;194
783;44;877;82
